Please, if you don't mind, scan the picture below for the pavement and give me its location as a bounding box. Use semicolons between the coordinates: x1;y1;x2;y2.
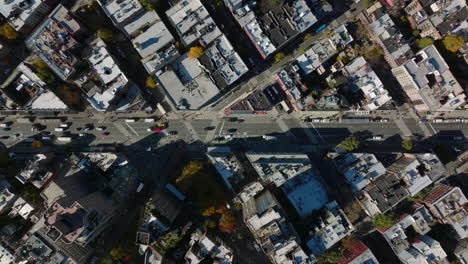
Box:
2;114;468;152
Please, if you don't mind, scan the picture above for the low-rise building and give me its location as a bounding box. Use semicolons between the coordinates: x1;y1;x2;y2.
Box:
245;152;311;186
405;0;468;40
423;184;468;240
343;56;392;110
0;0;51;33
0;244;14;264
185;229;233;264
26;5;83;80
97;0;178;74
378;206;448;264
454;239;468;264
242;189;314;264
337;240;380;264
166;0;221;47
239;0;317;59
0;180;15;214
0;62;68;110
15;233;71;264
392;44;465;112
85;37;141;111
363;2;413;66
296;25;354;75
15;153;57;188
275;66;313;111
333;153;386;192
306;201;354;256
207;146;245;193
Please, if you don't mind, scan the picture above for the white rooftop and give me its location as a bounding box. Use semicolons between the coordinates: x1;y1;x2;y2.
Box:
244;19;276;58
132;21;175;59
206;35;249;85
0;244;14;264
123;10;161;37
345;56;391;110
99;0;143;26
292;0;317;33
0;0;44;30
29;90;68;110
157;55;220;110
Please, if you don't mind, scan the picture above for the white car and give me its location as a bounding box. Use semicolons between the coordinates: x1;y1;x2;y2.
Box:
96;126;105;131
79;133;86;137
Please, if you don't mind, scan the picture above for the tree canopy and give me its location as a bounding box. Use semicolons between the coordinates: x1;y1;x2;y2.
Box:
97;28;113;41
274;52;285;63
317;249;341;264
401;139;413;151
219;212;236;233
145;76;157;88
0;24;17;39
372;213;397;229
339;136;360;151
417;37;434;49
188;46;204;58
442;34;465;53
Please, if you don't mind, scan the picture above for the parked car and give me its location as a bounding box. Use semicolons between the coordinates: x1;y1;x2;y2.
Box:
101;132;110;136
204;126;215;131
157;122;168;128
96;126;106;131
228;128;237;133
148;127;162;132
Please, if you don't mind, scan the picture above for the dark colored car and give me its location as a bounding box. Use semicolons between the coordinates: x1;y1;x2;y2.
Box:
204;126;215;131
169;131;178;135
228;128;237;133
101;132;110;136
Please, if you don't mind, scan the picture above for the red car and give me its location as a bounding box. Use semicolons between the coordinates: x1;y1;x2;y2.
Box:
101;132;110;136
147;127;161;132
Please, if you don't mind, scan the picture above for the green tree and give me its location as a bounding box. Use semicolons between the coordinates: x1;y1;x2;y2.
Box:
219;212;236;233
97;28;113;41
0;24;17;39
339;136;360;151
110;246;127;260
188;46;204;58
372;213;396;229
203;218;217;229
412;30;420;37
274;52;285;63
401;139;413;151
260;0;282;11
138;0;154;10
98;256;113;264
36;67;56;84
317;249;341;264
146;76;157;88
417;37;434;49
442;34;465;53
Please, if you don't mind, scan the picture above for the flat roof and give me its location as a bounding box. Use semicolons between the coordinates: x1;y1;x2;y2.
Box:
99;0;143;26
132;21;175;59
244;19;276;58
0;0;45;30
29;90;68;110
157;55;220;110
123;10;161;37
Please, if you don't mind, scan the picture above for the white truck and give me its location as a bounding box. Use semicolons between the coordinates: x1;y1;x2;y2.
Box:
60;123;69;128
54;127;64;132
57;137;72;142
0;122;10;127
144;118;155;123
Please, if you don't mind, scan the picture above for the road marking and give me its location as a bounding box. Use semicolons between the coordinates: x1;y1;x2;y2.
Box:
183;121;201;141
394;119;412;137
205;120;220;142
217;120;226;136
124;122;139;136
275;118;294;137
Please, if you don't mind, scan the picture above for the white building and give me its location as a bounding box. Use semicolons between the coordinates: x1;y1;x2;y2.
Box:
86;37;140;111
0;244;14;264
306;201;354;256
0;0;50;32
392;45;465;112
344;56;392;110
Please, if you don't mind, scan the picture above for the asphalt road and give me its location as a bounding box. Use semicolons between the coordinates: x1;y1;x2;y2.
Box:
2;117;468;150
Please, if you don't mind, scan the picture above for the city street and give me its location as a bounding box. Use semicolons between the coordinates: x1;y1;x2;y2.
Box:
1;115;468;151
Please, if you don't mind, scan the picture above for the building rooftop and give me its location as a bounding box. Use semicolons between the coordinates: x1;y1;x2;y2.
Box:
281;166;328;217
0;0;48;31
156;54;220;110
334;153;386;192
166;0;221;46
370;12;413;65
344;56;392;110
185;230;233;264
245;152;311;186
243;0;317;59
296;24;353;75
25;5;82;80
87;38;140;111
0;62;68;110
337;240;380;264
307;201;354;256
98;0;143;26
122;9;160;37
16;153;55;188
0;244;14;264
132;21;175;59
200;35;249;86
398;45;465;111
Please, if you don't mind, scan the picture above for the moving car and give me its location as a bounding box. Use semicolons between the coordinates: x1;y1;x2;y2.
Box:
96;126;106;131
101;132;110;136
204;126;215;131
168;131;178;135
157;122;168;128
228;128;237;133
147;127;162;132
